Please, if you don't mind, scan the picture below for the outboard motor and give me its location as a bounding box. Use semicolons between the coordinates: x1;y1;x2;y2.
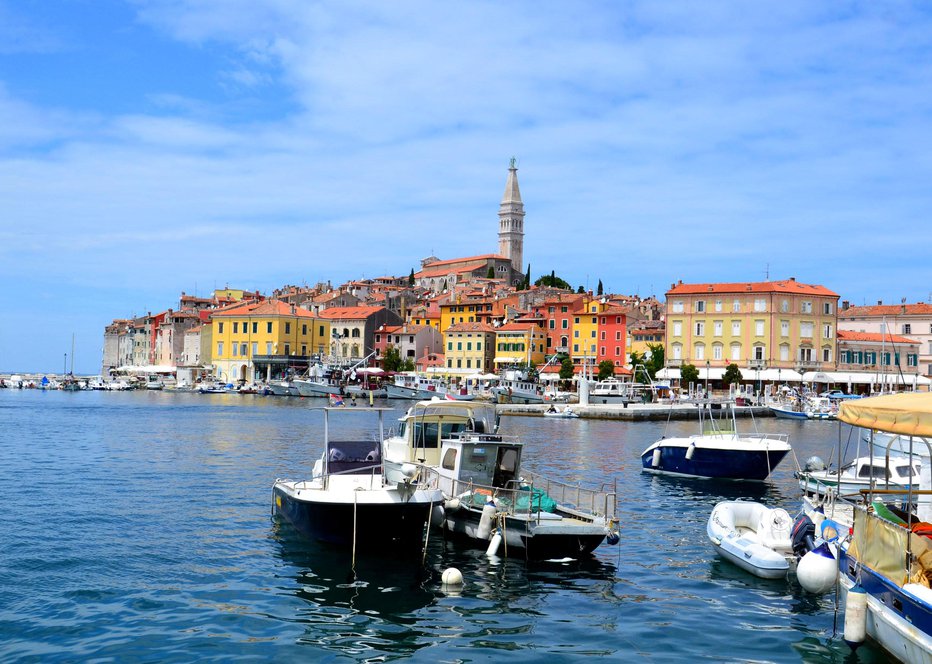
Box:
791;514;816;558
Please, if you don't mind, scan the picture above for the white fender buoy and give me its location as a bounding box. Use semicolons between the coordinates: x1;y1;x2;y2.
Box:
444;497;461;512
401;463;418;479
685;442;696;460
652;448;662;468
441;567;463;586
844;584;867;649
797;543;837;594
486;530;503;556
477;502;497;540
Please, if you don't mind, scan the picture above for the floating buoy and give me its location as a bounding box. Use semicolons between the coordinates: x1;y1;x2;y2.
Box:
477;502;497;540
797;543;837;594
486;530;503;556
606;531;620;545
652;448;662;467
441;567;463;586
844;584;867;649
685;442;696;460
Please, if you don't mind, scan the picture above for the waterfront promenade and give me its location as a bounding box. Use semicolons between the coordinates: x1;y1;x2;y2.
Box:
497;402;772;420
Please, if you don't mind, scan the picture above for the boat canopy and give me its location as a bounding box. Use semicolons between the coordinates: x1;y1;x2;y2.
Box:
838;392;932;437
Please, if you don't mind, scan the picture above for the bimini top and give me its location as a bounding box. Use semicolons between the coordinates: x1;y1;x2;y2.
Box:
839;392;932;437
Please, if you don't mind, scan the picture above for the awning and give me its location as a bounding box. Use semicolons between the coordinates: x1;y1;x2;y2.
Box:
113;365;176;374
493;356;524;364
803;371;931;386
657;367;804;381
839;392;932;437
656;367;725;380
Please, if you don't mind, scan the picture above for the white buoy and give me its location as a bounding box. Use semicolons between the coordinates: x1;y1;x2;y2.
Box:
401;463;417;479
444;497;460;512
844;584;867;649
477;502;497;539
486;531;503;556
652;448;662;468
797;544;837;594
685;442;696;460
441;567;463;586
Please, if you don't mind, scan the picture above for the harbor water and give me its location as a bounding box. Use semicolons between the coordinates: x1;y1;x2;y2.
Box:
0;390;891;662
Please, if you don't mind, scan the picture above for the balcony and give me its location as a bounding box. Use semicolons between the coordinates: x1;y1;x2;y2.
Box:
666;359;684;367
747;360;767;370
795;360;821;370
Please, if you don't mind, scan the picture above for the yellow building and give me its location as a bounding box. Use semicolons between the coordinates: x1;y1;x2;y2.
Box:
439;299;495;334
443;323;496;375
570;295;611;367
664;279;839;378
494;322;546;369
210;300;330;382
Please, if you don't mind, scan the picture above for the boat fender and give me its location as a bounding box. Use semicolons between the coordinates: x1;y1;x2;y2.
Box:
477;502;497;540
652;448;662;468
431;505;445;528
685;442;696;460
441;567;463;586
444;497;461;512
606;531;620;545
796;543;837;594
843;584;867;650
486;530;503;556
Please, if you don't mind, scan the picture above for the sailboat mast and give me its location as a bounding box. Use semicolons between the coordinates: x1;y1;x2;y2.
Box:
70;334;75;375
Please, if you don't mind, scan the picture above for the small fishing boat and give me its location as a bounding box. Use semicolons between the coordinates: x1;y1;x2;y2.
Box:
796;455;920;497
706;501;794;578
383;400;619;559
769;402;808;420
641;401;792;481
273;407;444;551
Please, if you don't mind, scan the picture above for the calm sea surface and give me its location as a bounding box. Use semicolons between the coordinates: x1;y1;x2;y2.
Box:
0;390;891;662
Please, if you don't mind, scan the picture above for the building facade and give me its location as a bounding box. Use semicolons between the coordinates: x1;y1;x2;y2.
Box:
838;302;932;379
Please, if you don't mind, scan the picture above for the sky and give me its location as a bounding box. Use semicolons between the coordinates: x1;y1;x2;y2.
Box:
1;1;931;374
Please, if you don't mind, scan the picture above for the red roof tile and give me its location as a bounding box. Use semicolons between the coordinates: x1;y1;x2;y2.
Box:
666;279;838;297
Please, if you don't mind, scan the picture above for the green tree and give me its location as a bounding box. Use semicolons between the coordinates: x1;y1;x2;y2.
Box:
440;279;447;291
559;357;575;381
486;266;495;279
644;343;665;379
534;272;571;289
577;285;585;294
597;280;604;296
408;269;415;286
723;363;744;386
524;263;531;290
597;360;615;381
680;363;699;388
401;358;415;372
382;345;402;372
629;350;645;368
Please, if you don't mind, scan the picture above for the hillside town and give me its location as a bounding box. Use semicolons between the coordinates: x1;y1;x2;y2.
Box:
91;163;931;398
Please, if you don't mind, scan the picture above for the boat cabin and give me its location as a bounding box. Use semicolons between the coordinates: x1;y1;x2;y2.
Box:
385;401;499;468
435;436;522;492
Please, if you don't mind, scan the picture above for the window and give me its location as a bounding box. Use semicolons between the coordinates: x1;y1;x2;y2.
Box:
840;350;850;363
754;345;765;361
780;344;789;361
694;343;705;360
731;343;741;361
218;322;224;333
267;322;272;334
673;321;682;337
217;342;223;356
574;317;580;324
714;321;723;337
615;346;621;356
561;320;568;329
549;320;555;329
600;331;606;340
319;325;325;337
600;346;606;355
671;301;684;313
907;354;918;367
781;321;789;337
672;343;682;360
352;329;360;338
241;343;247;356
233;322;239;334
823;324;833;338
714;300;723;312
799;347;813;362
713;343;723;360
801;301;812;314
252;342;258;355
754;299;766;312
591;330;596;338
823;302;833;315
732;321;741;335
755;320;764;336
466;359;471;368
903;324;912;334
561;306;568;313
302;324;307;335
780;299;789;313
800;322;814;337
695;300;705;313
732;299;741;312
822;347;832;362
477;342;482;351
447;342;452;351
695;322;704;336
284;344;290;355
882;352;891;366
252;322;258;334
591;317;596;324
232;343;237;357
573;344;579;353
466;342;472;351
266;342;273;354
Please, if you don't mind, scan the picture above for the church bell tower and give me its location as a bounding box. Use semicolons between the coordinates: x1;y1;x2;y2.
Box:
498;158;525;274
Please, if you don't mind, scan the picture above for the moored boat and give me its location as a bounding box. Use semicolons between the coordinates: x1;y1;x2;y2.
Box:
796;454;920;498
273;407;444;551
706;501;794;578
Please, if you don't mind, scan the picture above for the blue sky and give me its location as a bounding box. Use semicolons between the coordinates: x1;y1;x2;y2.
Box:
2;1;931;374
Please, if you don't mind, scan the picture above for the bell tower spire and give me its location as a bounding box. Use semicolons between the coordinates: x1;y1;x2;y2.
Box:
498;157;525;274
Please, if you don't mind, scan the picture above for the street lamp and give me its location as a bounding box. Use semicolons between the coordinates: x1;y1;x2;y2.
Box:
705;360;710;396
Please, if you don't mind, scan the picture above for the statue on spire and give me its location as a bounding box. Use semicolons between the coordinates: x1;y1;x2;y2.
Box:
509;156;517;169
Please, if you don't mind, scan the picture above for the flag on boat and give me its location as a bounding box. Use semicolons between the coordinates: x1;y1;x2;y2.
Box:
329;394;344;407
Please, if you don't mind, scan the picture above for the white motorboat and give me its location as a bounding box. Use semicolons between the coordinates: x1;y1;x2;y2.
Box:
588;377;647;405
145;375;164;390
273;407;443;551
706;501;794;579
641;401;792;481
385;373;448;400
543;406;579;418
796;455;920;497
267;379;300;397
294;378;342;397
383;400;619;559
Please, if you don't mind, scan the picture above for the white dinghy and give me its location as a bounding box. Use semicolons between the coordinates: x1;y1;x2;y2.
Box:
707;501;794;579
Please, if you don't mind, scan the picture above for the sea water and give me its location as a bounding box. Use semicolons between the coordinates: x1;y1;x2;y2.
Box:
0;390;890;662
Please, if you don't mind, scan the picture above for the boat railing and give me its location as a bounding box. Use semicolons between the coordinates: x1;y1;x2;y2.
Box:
519;470;617;520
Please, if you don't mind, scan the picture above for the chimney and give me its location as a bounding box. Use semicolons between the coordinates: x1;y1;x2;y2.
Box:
842;300;850;310
789;277;795;281
878;300;883;305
